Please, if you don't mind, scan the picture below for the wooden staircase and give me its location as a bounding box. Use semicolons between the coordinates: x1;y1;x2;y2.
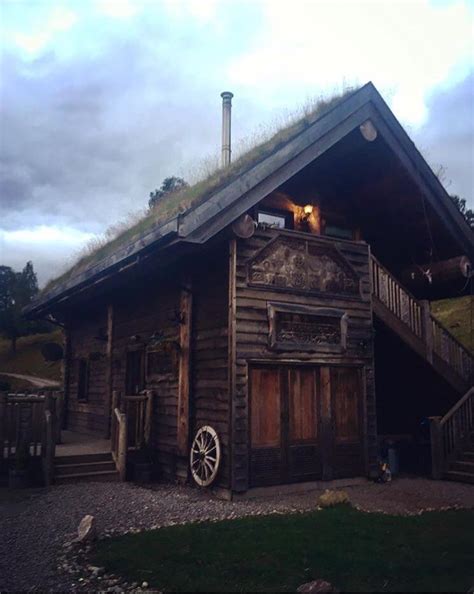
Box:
371;255;473;393
445;446;474;484
54;452;119;484
370;256;473;484
429;387;474;484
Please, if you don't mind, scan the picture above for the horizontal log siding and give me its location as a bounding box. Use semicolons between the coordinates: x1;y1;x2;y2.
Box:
191;250;230;488
232;229;377;492
113;282;181;479
68;307;108;435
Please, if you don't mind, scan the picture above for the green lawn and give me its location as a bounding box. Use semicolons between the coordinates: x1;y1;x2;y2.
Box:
0;330;62;381
431;295;473;353
93;506;474;592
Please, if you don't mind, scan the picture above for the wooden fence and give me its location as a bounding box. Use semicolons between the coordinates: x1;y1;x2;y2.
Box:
0;391;64;469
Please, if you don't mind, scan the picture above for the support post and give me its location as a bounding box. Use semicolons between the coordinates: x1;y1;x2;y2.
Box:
62;323;71;430
177;277;192;456
429;416;443;479
105;304;114;438
421;300;433;364
145;390;153;445
0;392;5;463
117;411;127;481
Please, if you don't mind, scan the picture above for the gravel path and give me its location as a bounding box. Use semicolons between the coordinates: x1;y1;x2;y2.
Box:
1;477;473;592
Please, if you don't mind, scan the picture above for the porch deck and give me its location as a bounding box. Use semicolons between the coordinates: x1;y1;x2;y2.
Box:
55;430;110;458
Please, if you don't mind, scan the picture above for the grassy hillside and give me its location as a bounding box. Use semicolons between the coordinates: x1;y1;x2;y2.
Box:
431;295;473;353
0;330;63;382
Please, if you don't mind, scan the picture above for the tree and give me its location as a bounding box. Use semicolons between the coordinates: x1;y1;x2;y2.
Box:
0;261;40;353
450;195;474;230
149;176;188;209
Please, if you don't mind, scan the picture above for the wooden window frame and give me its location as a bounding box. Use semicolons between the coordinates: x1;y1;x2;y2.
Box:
267;302;348;353
255;207;294;230
125;346;146;395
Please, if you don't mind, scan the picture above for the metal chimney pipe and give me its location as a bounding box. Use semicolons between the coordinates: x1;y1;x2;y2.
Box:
221;91;233;167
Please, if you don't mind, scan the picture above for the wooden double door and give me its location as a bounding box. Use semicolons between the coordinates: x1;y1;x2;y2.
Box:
249;365;364;487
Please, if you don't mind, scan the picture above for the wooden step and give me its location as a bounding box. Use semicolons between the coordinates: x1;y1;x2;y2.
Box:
54;452;112;465
55;470;119;484
450;460;474;474
55;460;116;476
444;470;474;485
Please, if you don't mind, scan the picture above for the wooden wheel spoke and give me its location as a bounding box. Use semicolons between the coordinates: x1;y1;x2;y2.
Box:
189;426;221;487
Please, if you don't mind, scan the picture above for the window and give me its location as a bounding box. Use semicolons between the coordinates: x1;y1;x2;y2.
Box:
256;208;293;229
125;349;145;395
77;358;89;401
324;224;353;240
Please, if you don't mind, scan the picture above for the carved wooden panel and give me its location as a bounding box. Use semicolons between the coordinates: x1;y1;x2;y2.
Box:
247;235;360;297
268;303;348;352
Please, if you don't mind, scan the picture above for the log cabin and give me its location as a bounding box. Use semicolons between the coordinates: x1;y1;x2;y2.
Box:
25;83;474;493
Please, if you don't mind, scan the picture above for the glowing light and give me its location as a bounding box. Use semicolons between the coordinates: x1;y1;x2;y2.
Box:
304;204;314;215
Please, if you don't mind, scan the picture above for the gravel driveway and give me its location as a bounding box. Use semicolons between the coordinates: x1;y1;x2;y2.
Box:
1;477;473;592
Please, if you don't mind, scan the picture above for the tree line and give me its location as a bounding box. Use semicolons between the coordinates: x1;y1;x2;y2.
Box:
0;262;50;353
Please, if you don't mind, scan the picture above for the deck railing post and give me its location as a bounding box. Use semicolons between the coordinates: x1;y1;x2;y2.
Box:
0;392;5;463
117;411;128;481
429;416;443;479
145;390;153;446
420;300;433;364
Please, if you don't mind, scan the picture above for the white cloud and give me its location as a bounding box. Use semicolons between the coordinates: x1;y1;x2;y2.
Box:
228;0;473;125
9;5;78;56
1;225;94;246
95;0;138;20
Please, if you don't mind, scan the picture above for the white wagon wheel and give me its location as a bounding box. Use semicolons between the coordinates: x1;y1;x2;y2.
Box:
190;425;221;487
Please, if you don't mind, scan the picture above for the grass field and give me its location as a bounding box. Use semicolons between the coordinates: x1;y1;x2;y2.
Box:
0;330;62;382
431;295;473;352
93;506;474;593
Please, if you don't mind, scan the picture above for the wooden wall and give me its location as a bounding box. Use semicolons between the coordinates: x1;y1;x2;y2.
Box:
67;306;108;435
190;249;230;488
231;228;377;492
112;278;181;479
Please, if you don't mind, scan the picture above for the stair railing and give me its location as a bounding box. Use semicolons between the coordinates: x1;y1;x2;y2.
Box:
429;387;474;479
371;255;473;385
111;400;127;482
371;256;423;338
110;390;154;481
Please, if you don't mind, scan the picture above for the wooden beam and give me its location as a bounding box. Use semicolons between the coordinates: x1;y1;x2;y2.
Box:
228;239;237;491
105;303;114;438
177;277;193;456
62;323;71;430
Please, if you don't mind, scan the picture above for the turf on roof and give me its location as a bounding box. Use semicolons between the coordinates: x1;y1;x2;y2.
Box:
42;87;359;295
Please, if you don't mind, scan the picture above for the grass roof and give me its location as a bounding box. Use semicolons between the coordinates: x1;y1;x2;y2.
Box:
42;86;359;295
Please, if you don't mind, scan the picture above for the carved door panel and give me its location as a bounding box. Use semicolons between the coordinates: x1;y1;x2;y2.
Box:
329;367;364;478
287;367;322;482
250;365;322;486
250;367;283;486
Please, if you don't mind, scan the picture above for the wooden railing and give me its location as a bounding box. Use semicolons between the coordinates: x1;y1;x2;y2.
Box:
431;317;473;382
0;390;63;466
110;390;154;480
429;387;474;479
111;407;127;481
371;255;423;338
371;255;473;385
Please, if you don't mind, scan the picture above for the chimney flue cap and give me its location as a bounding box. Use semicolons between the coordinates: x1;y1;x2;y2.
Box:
221;91;234;101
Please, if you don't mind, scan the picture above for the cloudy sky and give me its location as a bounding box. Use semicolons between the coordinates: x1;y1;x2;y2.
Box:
1;0;473;286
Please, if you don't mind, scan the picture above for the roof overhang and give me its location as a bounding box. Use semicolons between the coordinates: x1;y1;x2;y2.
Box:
25;82;473;318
